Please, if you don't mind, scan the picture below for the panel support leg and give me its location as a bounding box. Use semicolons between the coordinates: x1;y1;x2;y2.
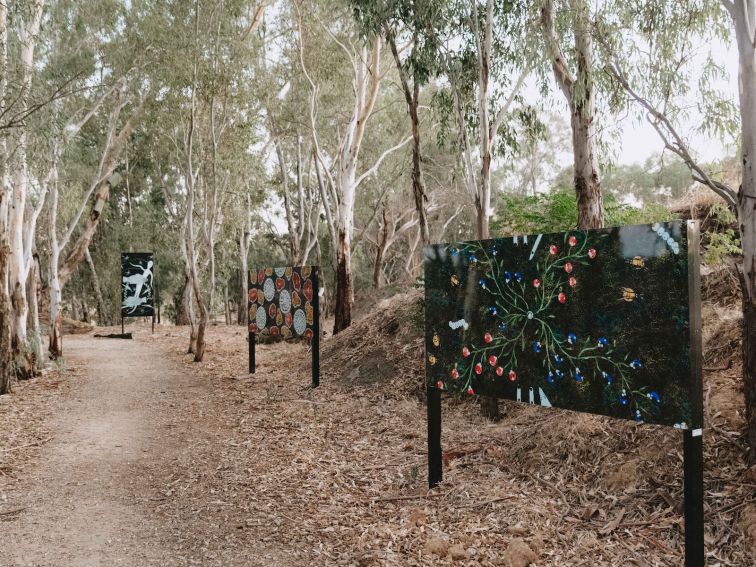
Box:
427;387;442;488
683;429;704;567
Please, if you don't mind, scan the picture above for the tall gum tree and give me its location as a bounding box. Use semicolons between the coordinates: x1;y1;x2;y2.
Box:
296;2;411;333
8;0;45;378
601;0;755;463
540;0;604;229
434;0;534;420
0;0;9;394
350;0;451;247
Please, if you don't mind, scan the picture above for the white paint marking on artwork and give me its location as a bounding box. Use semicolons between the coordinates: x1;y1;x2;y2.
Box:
528;387;535;404
529;234;543;261
448;319;469;330
263;278;275;301
516;387;521;402
293;309;307;335
122;258;154;314
538;388;552;407
692;428;703;437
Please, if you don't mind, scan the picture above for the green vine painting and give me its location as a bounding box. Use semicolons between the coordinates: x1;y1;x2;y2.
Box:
425;222;696;429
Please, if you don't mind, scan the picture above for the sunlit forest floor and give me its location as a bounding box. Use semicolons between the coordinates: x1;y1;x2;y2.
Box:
0;297;754;565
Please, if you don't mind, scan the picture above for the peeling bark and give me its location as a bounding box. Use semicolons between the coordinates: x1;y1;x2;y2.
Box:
334;229;353;333
0;241;12;394
541;0;604;230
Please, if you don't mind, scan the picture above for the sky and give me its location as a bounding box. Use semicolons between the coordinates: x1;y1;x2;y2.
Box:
605;38;738;166
259;9;742;232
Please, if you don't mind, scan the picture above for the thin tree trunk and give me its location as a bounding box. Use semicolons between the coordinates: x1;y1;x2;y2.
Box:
275;136;302;263
373;209;389;289
237;270;246;325
26;256;41;367
239;205;251;326
85;249;107;326
9;1;44;379
541;0;604;230
570;47;603;230
224;285;230;325
48;152;63;357
0;241;12;394
333;228;352;333
474;6;498;421
176;275;192;326
48;267;62;356
734;10;756;464
387;33;430;246
186;4;207;362
568;0;603;228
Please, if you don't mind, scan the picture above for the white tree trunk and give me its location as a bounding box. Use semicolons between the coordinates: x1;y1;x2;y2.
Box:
239;203;251;326
0;0;8;234
0;2;11;394
48;156;63;358
9;1;44;377
732;0;756;464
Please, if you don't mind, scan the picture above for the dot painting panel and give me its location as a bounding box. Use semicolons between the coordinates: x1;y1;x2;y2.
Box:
121;252;155;318
424;222;698;429
248;266;318;339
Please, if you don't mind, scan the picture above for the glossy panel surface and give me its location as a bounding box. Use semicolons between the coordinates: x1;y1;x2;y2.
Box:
121;252;155;317
424;222;696;428
248;266;317;340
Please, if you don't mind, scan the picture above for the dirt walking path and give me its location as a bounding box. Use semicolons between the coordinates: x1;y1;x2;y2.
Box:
1;333;249;566
1;324;752;566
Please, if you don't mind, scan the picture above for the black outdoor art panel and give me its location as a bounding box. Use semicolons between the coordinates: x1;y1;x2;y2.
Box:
121;252;155;317
247;266;320;386
248;266;318;339
425;221;697;429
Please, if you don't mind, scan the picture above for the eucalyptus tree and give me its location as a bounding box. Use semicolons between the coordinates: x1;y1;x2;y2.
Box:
432;0;536;419
6;0;45;378
0;2;8;392
539;0;606;228
350;0;451;247
594;0;755;463
135;0;264;358
28;0;154;358
294;0;411;333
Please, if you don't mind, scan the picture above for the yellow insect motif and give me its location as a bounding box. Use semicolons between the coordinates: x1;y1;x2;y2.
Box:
630;256;646;269
450;275;460;286
620;287;638;302
428;354;437;365
432;334;440;347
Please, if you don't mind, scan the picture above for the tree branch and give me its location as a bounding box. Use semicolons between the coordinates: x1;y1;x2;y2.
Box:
354;135;412;189
540;0;574;100
609;62;737;209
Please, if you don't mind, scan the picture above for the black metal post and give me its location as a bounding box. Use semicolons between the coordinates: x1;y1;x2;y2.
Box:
249;331;255;374
155;260;161;325
311;268;320;388
684;220;705;567
248;271;255;374
683;429;704;567
427;386;442;488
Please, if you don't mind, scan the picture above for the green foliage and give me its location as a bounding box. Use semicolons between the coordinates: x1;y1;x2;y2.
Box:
491;190;676;236
703;204;742;266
